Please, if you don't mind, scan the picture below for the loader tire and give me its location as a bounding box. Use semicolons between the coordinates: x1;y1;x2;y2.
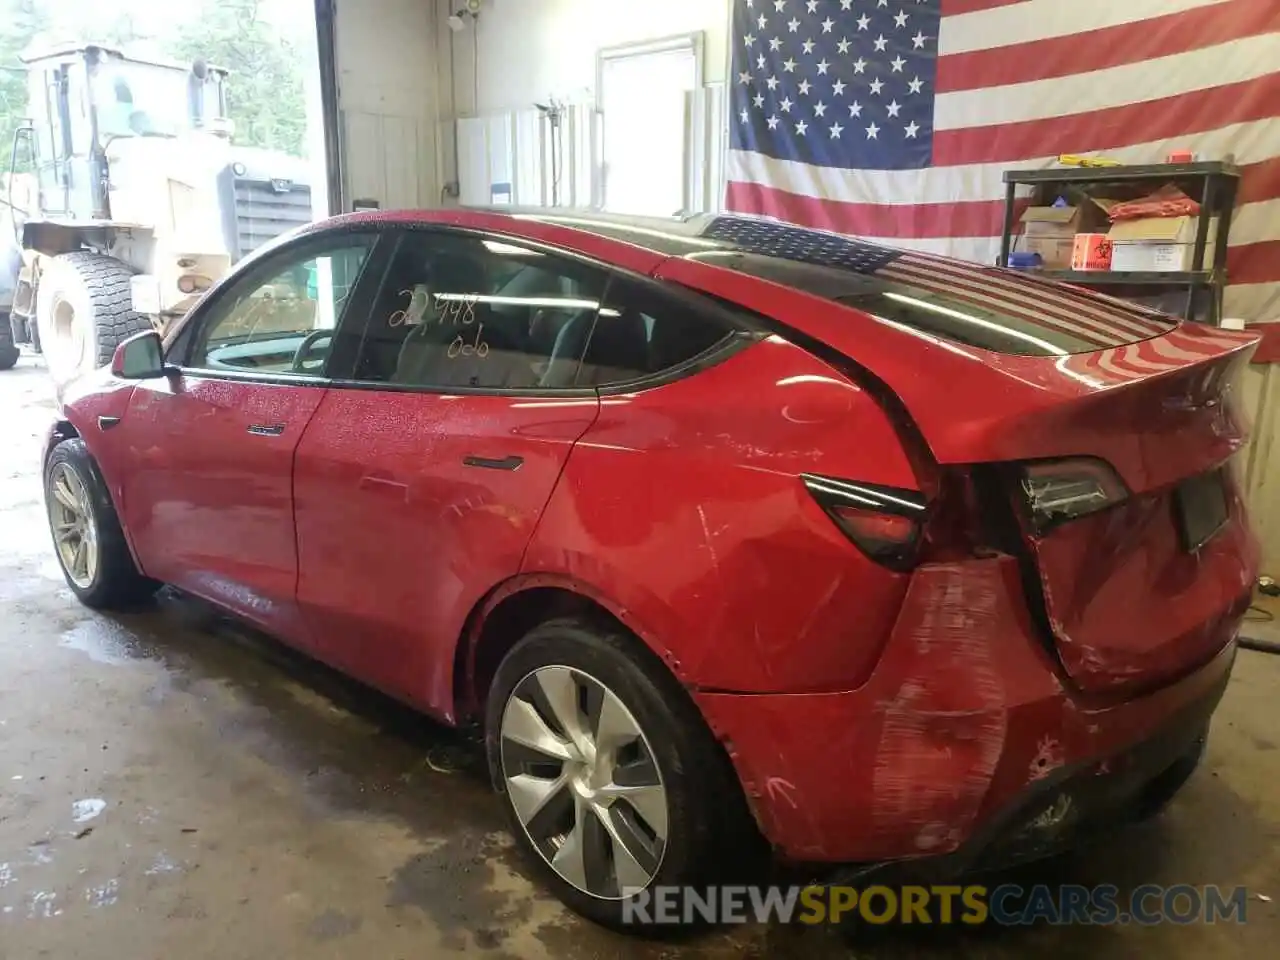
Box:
0;314;17;370
36;253;152;389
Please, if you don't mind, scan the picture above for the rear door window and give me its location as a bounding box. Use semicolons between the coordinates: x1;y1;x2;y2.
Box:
351;231;609;390
575;277;737;387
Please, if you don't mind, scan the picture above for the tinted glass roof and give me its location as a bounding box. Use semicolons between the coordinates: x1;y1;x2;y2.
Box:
504;210;1177;357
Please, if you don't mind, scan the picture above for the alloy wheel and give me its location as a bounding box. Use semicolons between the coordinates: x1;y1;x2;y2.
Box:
499;664;669;899
47;462;99;589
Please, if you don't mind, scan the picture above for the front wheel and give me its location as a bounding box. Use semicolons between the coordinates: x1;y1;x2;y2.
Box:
44;438;158;608
486;617;753;932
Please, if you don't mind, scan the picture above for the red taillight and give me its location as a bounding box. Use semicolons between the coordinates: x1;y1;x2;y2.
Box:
1020;457;1129;532
803;474;926;571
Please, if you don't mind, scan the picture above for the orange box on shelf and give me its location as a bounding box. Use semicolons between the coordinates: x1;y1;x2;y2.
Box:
1071;233;1112;271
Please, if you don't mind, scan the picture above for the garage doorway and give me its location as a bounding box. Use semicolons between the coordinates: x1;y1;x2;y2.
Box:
597;34;703;217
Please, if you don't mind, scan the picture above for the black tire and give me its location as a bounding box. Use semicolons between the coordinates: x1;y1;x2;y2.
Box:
36;252;151;387
0;311;16;369
44;438;159;608
486;616;760;934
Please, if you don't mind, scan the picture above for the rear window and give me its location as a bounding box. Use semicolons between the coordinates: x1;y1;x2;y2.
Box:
692;218;1177;357
516;212;1179;357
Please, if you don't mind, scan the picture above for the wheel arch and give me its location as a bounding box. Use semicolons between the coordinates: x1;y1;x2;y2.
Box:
451;572;685;725
43;418;82;469
42;417;149;578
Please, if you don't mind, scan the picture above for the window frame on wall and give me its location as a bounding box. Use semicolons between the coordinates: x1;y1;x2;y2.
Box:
595;32;705;216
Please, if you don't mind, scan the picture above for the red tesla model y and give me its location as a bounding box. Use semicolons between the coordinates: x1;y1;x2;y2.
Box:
43;209;1259;928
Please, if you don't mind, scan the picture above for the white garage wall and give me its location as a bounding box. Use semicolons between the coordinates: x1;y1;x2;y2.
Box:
439;0;730;212
331;0;446;210
447;0;731;116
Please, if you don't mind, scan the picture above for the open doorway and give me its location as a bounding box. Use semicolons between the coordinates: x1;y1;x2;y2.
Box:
597;33;702;217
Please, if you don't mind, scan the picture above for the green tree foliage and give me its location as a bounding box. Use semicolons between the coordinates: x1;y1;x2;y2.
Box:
172;0;308;156
0;0;47;171
0;0;308;163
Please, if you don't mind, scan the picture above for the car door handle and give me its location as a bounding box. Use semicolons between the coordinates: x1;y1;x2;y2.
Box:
247;423;286;437
97;415;121;431
462;455;523;471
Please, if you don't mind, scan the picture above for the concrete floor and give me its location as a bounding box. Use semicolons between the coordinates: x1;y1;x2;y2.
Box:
2;355;1279;959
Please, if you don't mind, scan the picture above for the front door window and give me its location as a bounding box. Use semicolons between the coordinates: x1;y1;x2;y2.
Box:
188;241;373;376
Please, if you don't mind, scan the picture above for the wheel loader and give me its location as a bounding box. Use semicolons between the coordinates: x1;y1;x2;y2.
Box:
2;42;313;384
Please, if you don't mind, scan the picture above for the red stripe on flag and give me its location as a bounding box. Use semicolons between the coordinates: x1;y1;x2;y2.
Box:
723;179;1018;238
935;0;1280;94
1239;156;1280;205
934;72;1280;166
1229;240;1280;285
939;0;1028;14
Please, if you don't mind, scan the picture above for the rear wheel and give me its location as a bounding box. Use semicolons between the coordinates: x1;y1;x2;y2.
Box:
44;438;158;608
35;253;151;388
486;616;751;932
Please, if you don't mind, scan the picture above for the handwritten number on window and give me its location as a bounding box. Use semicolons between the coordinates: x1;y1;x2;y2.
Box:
388;287;431;327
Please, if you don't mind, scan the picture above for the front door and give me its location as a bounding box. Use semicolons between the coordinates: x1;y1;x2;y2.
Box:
119;233;381;642
293;228;609;714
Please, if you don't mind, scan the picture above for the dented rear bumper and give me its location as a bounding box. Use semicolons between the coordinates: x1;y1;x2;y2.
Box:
695;556;1240;864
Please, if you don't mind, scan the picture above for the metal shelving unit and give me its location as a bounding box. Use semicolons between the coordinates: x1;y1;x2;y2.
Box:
997;161;1240;325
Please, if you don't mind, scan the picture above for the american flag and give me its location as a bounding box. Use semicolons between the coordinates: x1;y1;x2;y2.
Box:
725;0;1280;322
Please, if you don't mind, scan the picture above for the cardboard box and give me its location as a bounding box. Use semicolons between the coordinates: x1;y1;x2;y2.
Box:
1018;199;1114;269
1108;216;1218;273
1020;207;1080;269
1071;233;1113;271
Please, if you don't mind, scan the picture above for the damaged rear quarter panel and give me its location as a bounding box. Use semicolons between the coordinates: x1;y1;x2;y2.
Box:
520;335;918;694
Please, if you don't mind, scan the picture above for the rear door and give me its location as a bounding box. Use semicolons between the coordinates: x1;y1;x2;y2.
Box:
120;232;381;642
292;228;608;713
